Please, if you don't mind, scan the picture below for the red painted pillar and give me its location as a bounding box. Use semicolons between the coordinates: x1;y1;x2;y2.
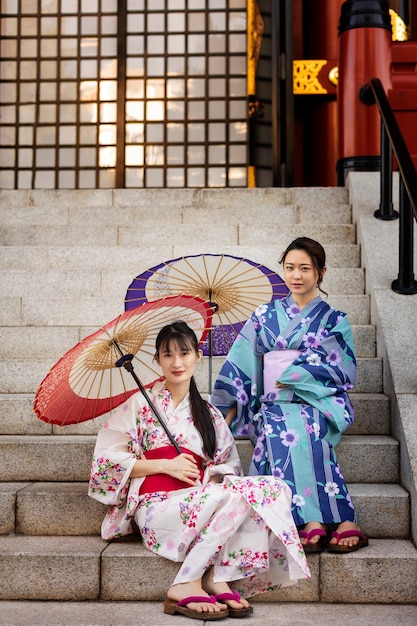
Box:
336;0;392;184
301;0;344;187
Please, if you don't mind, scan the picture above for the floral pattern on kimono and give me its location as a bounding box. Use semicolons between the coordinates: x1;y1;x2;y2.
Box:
210;295;358;527
88;379;310;594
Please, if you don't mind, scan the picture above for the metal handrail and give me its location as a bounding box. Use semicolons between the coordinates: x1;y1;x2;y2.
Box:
360;77;417;294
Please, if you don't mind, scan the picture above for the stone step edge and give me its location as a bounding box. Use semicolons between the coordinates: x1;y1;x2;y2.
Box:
0;537;416;604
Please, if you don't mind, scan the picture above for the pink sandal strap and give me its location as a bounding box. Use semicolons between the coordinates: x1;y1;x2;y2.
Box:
177;595;216;607
299;527;327;540
215;591;241;602
331;530;366;541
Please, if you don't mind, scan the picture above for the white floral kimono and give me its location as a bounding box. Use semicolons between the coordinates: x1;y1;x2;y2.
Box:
88;379;310;596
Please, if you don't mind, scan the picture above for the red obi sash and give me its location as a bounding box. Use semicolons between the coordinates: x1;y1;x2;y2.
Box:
139;445;205;495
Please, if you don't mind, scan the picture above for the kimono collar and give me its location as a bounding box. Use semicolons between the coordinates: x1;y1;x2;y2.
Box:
153;378;190;411
283;293;323;317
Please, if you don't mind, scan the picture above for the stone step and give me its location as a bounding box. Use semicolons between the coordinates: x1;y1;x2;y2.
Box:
0;223;356;248
0;266;364;300
1;600;417;626
0;355;382;396
0;392;390;437
0;201;352;229
0;535;415;603
0;435;399;483
0;324;376;360
2;294;371;327
0;243;360;271
0;186;348;215
0;481;408;539
236;436;399;484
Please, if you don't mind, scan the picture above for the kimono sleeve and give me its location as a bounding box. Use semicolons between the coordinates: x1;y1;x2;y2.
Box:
210;312;263;436
88;394;144;506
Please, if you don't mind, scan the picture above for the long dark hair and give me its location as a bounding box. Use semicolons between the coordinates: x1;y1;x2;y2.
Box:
279;236;328;296
155;321;217;458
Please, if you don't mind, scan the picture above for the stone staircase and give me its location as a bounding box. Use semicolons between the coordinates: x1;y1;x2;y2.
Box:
0;186;416;610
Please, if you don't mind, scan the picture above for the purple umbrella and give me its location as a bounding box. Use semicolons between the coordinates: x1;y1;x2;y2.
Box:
124;254;288;390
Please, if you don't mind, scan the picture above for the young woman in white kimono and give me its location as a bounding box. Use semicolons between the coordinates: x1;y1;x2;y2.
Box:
89;321;310;621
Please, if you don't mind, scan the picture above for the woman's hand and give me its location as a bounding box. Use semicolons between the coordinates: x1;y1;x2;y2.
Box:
164;453;201;485
225;406;237;426
130;453;200;483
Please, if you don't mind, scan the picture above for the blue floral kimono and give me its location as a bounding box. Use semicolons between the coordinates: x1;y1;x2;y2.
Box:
210;295;358;527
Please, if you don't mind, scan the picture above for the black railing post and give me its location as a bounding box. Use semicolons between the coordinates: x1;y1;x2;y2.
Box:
391;177;417;294
374;121;398;220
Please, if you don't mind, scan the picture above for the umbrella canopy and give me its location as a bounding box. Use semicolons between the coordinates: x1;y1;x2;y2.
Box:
34;294;213;426
124;253;288;356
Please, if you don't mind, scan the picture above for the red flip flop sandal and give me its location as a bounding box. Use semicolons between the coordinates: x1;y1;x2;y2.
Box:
299;527;330;553
214;591;254;618
164;595;229;621
327;529;369;553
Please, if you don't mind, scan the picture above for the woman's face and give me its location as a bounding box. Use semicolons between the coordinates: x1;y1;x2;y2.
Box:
282;248;325;307
156;339;202;388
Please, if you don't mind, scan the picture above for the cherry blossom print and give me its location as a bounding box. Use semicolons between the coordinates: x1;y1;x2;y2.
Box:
324;482;340;496
306;353;322;366
303;332;319;349
274;335;288;349
272;467;285;479
326;349;342;366
255;304;269;317
280;429;299;447
253;438;265;462
286;304;300;318
292;494;305;507
317;328;329;341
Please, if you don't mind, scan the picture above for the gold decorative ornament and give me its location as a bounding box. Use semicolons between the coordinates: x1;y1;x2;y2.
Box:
293;60;328;95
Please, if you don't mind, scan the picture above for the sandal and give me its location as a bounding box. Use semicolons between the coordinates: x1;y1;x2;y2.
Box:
214;591;253;618
164;595;229;621
327;529;369;553
299;527;330;553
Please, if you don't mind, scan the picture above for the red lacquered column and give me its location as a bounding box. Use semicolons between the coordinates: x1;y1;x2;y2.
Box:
336;0;392;184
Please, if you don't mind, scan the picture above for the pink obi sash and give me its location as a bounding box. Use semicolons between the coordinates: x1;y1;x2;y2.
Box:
139;445;204;495
263;349;302;394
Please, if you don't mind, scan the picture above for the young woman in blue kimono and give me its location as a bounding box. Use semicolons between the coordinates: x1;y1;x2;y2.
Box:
211;237;368;554
89;321;310;621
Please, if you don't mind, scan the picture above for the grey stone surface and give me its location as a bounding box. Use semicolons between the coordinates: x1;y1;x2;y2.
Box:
321;539;417;603
0;536;104;600
0;435;96;481
21;296;122;327
0;327;80;359
16;482;106;536
348;483;409;538
239;224;356;246
0;269;102;298
0;298;22;326
335;435;399;483
349;172;417;544
0;482;29;535
119;223;238;247
0;394;51;435
1;601;417;626
288;186;349;205
348;393;390;435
